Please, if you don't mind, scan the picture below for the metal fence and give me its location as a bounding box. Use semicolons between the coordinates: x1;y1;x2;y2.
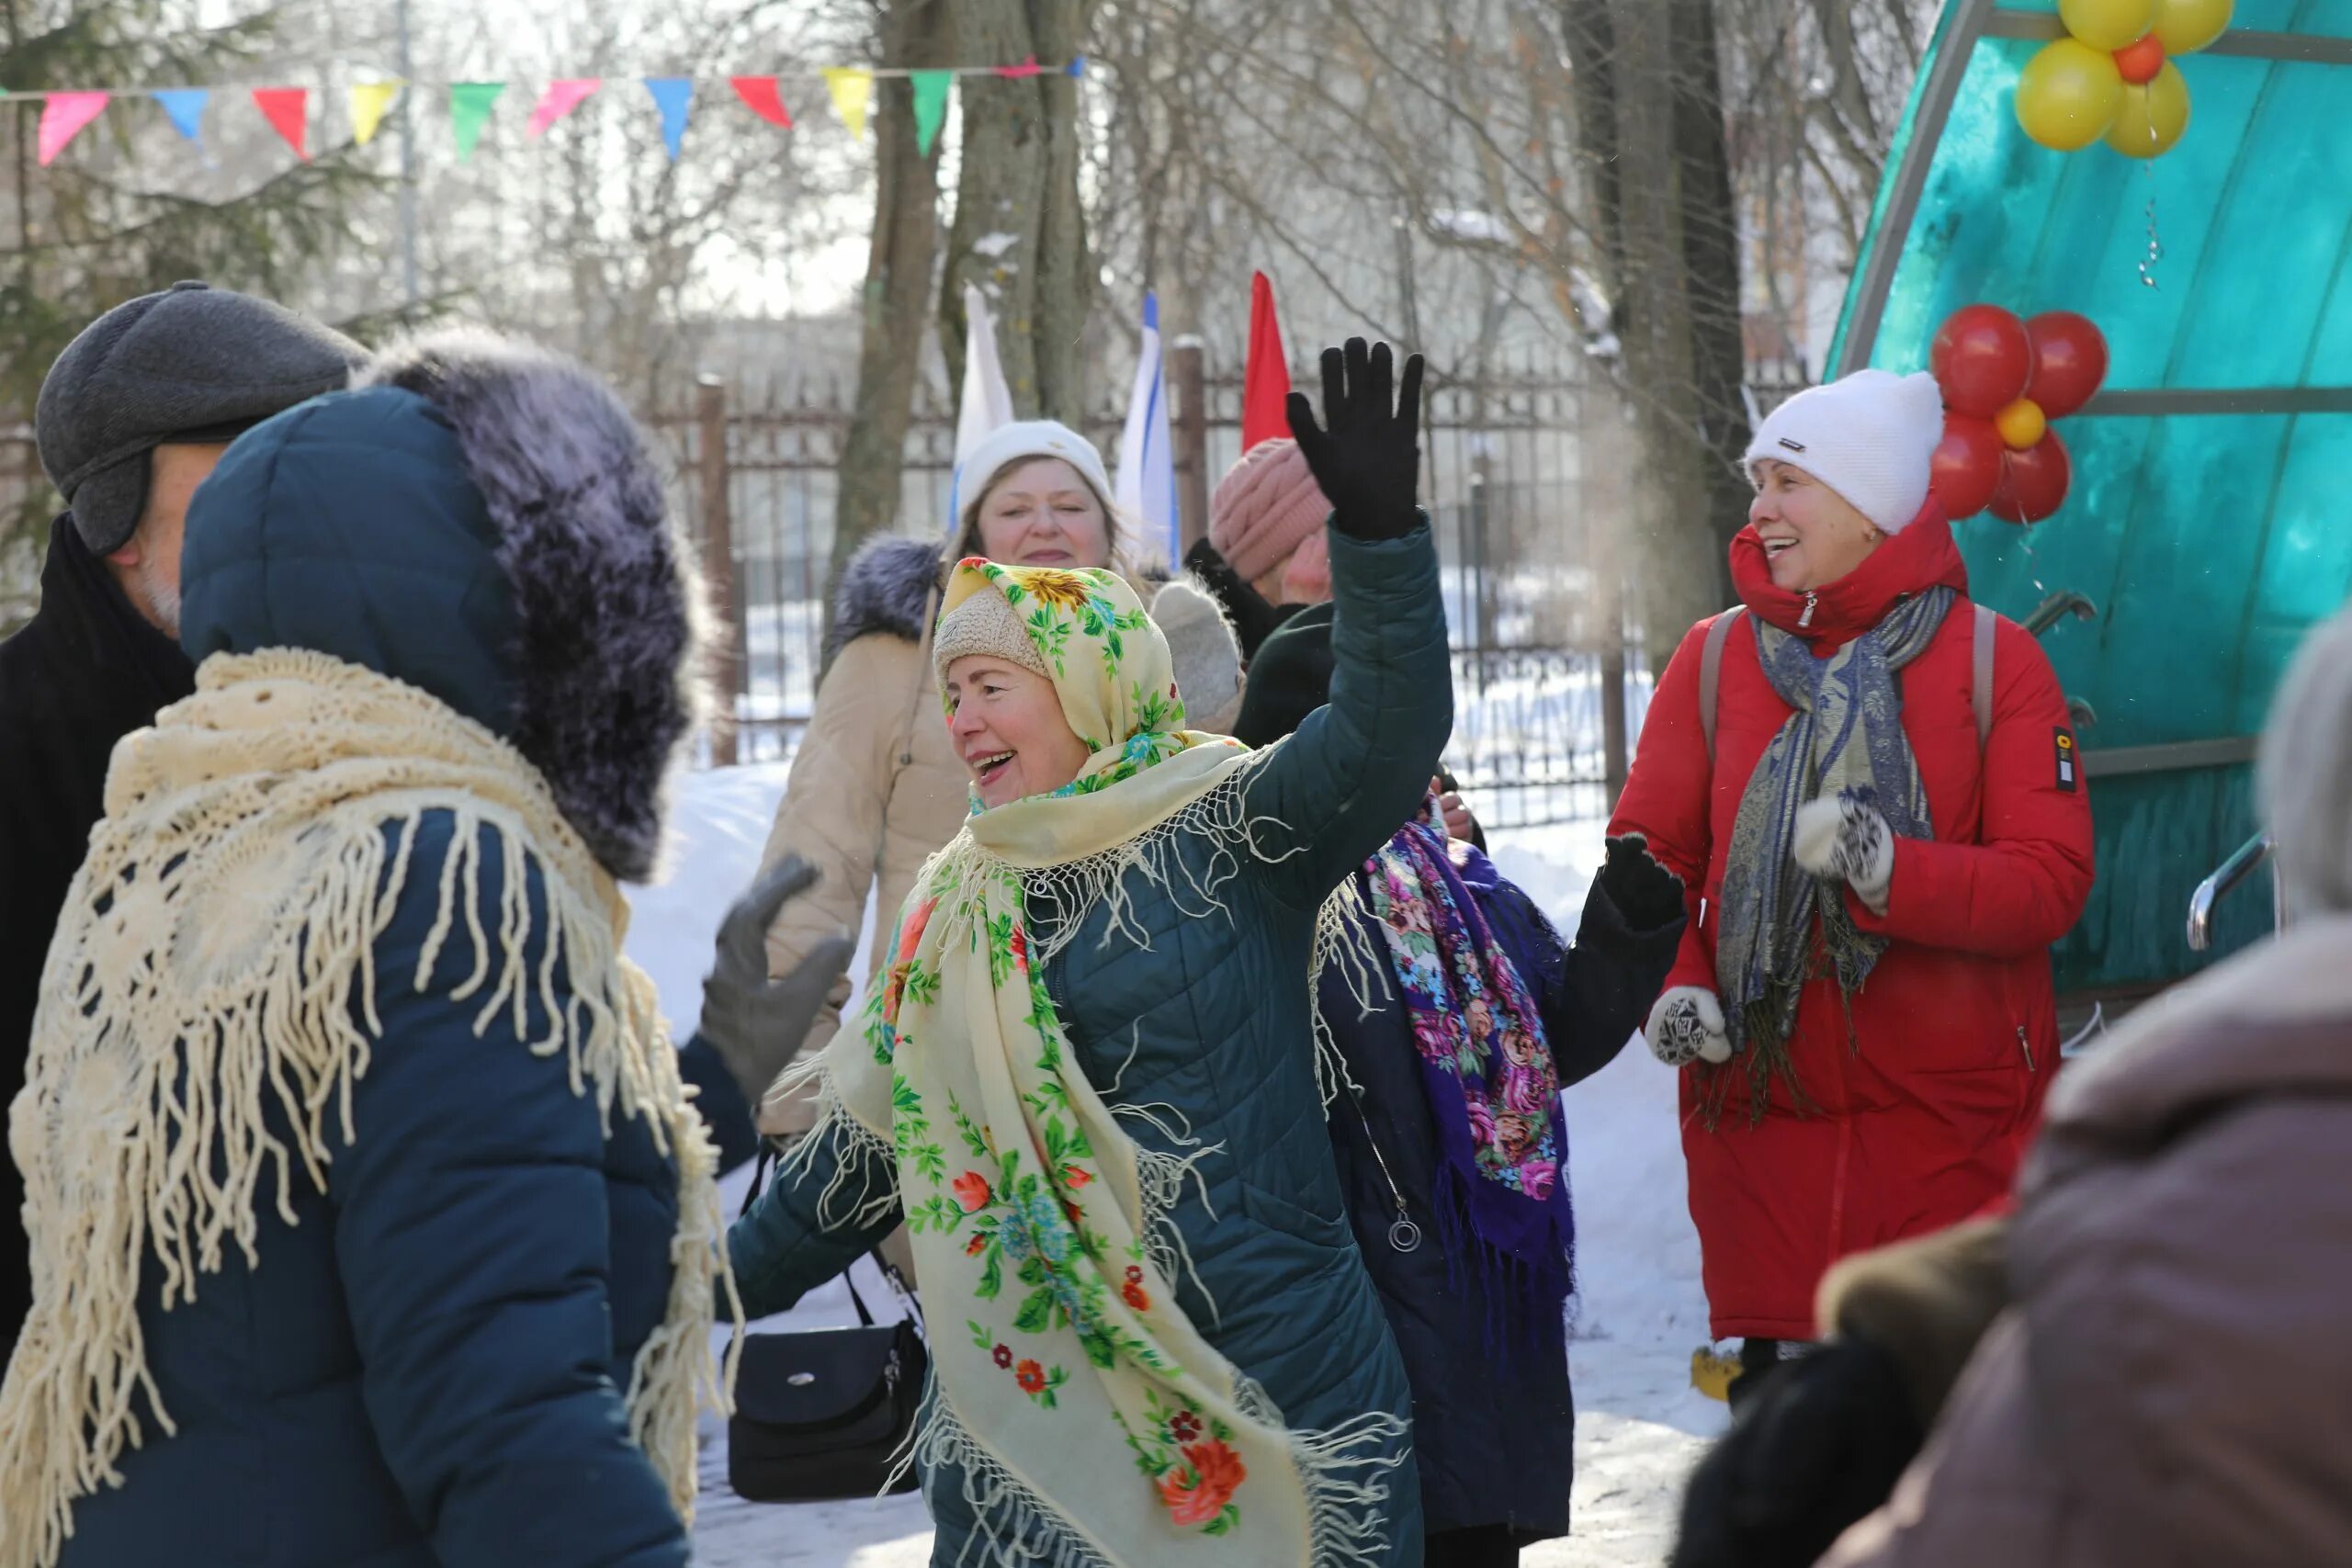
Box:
646;350;1686;828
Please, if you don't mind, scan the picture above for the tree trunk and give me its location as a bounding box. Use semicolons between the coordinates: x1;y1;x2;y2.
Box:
828;0;951;647
937;0;1092;426
1561;0;1752;657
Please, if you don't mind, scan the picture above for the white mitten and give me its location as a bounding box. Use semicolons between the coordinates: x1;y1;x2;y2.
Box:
1646;987;1731;1067
1793;788;1894;916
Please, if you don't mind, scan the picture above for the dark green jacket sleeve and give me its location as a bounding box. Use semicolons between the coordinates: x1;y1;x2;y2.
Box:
728;1126;903;1318
1243;521;1453;908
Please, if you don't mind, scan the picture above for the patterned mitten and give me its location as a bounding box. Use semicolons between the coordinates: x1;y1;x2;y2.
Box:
1646;986;1731;1067
1793;788;1894;916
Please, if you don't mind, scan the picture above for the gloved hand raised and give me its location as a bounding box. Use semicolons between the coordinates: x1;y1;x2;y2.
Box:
698;856;857;1107
1285;337;1425;542
1793;787;1895;916
1647;986;1731;1067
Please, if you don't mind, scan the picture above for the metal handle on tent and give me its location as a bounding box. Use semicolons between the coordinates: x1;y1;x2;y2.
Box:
2187;831;2277;952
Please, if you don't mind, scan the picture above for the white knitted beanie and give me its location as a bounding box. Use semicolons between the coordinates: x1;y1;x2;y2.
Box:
1743;368;1945;534
933;585;1052;686
957;420;1115;527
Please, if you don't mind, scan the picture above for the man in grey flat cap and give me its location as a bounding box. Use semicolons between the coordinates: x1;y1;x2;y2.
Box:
0;283;365;1356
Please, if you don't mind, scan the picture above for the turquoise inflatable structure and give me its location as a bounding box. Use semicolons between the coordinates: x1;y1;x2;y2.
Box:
1827;0;2352;999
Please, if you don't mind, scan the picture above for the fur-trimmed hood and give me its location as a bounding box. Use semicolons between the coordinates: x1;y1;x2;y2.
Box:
827;534;944;661
180;328;707;883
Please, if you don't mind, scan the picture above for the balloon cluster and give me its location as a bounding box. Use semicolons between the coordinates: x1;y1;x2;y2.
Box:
1929;305;2109;525
2014;0;2233;157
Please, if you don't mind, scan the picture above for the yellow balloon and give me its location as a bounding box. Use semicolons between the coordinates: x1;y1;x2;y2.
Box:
1996;398;2050;451
2104;61;2192;157
2153;0;2233;53
2017;39;2126;152
2061;0;2157;51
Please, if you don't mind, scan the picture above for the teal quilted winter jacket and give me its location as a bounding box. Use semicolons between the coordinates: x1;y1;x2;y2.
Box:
729;523;1453;1566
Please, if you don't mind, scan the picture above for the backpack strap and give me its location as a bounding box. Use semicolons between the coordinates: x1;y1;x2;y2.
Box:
1700;607;1745;765
1972;603;1996;750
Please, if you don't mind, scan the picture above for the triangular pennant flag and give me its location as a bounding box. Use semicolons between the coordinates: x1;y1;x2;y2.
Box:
37;92;110;166
450;81;504;161
821;67;873;141
526;78;600;138
643;77;694;161
152;88;209;144
729;76;792;128
910;71;953;157
1067;55;1089;77
996;56;1044;79
1241;271;1293;451
252;87;308;160
350;81;401;146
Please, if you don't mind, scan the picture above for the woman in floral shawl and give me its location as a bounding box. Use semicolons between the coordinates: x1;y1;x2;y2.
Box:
729;341;1452;1567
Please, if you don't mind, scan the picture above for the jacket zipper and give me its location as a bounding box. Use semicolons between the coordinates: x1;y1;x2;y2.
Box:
2017;1026;2037;1073
1798;591;1819;629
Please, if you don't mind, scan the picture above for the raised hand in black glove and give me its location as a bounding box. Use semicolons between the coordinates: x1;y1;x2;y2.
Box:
1598;832;1687;933
699;856;857;1107
1285;337;1425;542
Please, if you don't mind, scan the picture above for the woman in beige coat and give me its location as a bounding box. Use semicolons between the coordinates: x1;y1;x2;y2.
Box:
1793;601;2352;1568
755;423;1241;1156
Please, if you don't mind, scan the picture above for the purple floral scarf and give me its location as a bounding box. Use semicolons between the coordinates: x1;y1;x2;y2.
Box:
1362;806;1574;1337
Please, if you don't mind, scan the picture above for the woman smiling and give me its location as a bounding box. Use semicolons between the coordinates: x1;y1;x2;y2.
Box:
729;341;1449;1567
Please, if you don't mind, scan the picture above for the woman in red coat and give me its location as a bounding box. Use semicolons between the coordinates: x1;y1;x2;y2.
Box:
1611;368;2094;1399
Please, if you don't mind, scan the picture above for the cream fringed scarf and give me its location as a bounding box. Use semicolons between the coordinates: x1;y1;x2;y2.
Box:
0;649;739;1568
781;561;1402;1568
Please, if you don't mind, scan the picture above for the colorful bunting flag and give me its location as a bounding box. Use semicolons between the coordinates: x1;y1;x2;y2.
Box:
252;87;308;160
644;78;694;161
1241;271;1292;451
1068;56;1089;77
910;70;953;157
996;56;1044;79
152;88;209;144
526;79;600;138
450;82;504;161
350;81;401;146
821;67;872;141
729;76;792;128
38;92;110;166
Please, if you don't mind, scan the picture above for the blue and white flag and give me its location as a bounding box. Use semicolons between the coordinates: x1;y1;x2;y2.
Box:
1116;292;1180;565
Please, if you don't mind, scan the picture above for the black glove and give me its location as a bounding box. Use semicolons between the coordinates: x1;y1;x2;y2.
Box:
1669;1336;1924;1568
1598;833;1686;932
698;856;857;1107
1285;337;1425;542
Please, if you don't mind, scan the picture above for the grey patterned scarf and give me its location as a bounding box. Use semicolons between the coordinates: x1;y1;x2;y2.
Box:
1713;586;1954;1118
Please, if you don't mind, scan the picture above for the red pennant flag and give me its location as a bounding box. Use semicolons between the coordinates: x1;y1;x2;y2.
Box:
1241;270;1293;451
996;56;1045;78
252;87;309;160
729;76;792;128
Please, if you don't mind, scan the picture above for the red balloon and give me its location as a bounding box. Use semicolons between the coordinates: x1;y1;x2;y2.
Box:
1931;304;2033;419
1931;414;2007;518
2026;311;2109;418
2114;33;2166;85
1989;432;2073;524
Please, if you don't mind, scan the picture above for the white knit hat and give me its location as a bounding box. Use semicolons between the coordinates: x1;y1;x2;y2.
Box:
956;420;1114;528
1742;368;1945;535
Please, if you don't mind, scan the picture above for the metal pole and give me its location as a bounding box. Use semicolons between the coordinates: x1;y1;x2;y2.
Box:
696;376;741;766
1170;337;1210;558
395;0;419;310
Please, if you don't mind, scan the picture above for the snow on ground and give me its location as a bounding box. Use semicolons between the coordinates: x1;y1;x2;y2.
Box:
625;772;1721;1566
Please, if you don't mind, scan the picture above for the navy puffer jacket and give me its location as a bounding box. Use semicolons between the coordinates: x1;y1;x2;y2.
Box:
55;384;694;1567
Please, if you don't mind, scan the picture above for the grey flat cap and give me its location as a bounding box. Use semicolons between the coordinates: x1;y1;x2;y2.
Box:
36;281;366;554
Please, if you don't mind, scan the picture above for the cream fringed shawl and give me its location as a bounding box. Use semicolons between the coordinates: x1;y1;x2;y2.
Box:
0;649;739;1568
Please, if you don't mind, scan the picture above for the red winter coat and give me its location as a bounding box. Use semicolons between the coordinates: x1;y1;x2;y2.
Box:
1610;513;2094;1340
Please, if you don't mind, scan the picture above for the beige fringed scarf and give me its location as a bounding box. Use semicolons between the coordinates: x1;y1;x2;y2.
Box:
0;649;739;1568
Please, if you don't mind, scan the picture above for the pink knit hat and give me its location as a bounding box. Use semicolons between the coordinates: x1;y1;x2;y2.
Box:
1208;438;1330;583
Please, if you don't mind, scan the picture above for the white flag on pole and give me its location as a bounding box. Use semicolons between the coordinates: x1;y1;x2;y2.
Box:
1116;292;1180;566
949;283;1016;529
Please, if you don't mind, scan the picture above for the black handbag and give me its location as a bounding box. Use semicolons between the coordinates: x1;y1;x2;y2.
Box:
727;1148;927;1503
